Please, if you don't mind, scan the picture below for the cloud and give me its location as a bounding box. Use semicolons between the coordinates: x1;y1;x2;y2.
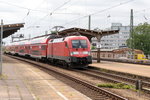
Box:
2;0;150;41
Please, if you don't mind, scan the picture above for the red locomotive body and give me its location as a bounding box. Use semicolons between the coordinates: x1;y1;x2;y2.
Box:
47;36;92;68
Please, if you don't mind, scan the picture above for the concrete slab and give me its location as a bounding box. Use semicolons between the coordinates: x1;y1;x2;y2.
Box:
90;60;150;77
1;56;91;100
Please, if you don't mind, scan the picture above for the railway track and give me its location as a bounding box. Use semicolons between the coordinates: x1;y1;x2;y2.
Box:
76;68;150;94
88;66;150;83
6;55;128;100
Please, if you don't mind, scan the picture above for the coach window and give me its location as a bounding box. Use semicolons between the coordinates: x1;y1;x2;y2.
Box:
41;45;46;50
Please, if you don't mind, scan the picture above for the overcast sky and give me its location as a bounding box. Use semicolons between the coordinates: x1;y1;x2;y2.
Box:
1;0;150;42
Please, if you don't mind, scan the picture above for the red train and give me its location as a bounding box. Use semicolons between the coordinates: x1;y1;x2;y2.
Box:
5;35;92;68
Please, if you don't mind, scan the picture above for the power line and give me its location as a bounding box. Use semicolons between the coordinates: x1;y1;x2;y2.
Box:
91;0;134;16
0;0;51;22
23;0;72;30
134;7;150;14
0;0;47;12
50;0;71;15
62;0;134;26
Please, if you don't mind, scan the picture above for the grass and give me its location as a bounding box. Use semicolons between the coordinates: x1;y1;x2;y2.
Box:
97;83;134;89
0;74;8;80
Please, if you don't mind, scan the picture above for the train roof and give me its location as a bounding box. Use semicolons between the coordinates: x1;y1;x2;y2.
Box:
64;36;88;40
18;39;30;45
30;34;62;44
51;36;88;43
10;39;30;45
30;35;50;44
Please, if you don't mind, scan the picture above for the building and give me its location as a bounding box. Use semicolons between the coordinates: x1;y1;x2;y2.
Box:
92;23;130;50
91;48;144;59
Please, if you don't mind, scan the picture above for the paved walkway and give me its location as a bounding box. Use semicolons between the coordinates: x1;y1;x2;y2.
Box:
90;60;150;77
0;56;91;100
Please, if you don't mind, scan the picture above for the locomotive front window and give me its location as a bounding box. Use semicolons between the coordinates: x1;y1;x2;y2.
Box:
72;40;87;48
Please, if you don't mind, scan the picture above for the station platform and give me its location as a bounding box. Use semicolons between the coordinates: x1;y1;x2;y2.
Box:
0;56;91;100
90;60;150;77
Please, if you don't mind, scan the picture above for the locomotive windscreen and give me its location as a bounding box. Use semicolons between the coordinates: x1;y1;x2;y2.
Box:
72;40;87;48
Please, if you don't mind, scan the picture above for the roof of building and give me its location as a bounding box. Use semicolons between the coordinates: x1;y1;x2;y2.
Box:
113;48;143;54
91;49;113;52
58;27;119;40
0;23;24;38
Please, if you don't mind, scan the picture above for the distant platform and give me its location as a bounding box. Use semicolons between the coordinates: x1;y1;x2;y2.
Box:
1;56;91;100
90;60;150;77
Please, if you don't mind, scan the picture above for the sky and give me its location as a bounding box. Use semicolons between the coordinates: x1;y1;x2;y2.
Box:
1;0;150;42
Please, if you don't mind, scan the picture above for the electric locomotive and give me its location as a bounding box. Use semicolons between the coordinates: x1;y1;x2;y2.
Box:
47;36;92;68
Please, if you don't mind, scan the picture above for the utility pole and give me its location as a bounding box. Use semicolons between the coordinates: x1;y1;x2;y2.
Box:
0;20;3;75
130;9;134;59
88;15;91;30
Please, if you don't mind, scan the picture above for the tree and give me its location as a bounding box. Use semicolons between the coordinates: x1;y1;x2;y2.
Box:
127;22;150;55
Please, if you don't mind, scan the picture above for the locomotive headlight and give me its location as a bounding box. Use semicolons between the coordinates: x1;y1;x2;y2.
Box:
83;51;88;54
70;52;79;56
83;51;91;55
73;52;79;54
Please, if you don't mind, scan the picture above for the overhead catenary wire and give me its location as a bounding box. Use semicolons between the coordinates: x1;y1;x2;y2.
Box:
0;0;47;12
50;0;72;15
22;0;72;30
22;0;48;21
62;0;135;26
134;7;150;14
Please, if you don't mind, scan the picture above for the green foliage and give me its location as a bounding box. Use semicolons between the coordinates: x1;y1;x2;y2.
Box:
97;83;134;89
127;22;150;55
91;46;96;50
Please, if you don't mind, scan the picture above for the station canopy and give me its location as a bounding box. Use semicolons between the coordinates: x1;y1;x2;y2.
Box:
58;27;119;40
0;23;24;38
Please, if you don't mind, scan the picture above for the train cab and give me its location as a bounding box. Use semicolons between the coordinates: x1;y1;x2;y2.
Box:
47;36;92;68
67;36;92;66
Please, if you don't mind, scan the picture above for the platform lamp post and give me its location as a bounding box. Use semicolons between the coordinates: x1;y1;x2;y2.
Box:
0;19;3;75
